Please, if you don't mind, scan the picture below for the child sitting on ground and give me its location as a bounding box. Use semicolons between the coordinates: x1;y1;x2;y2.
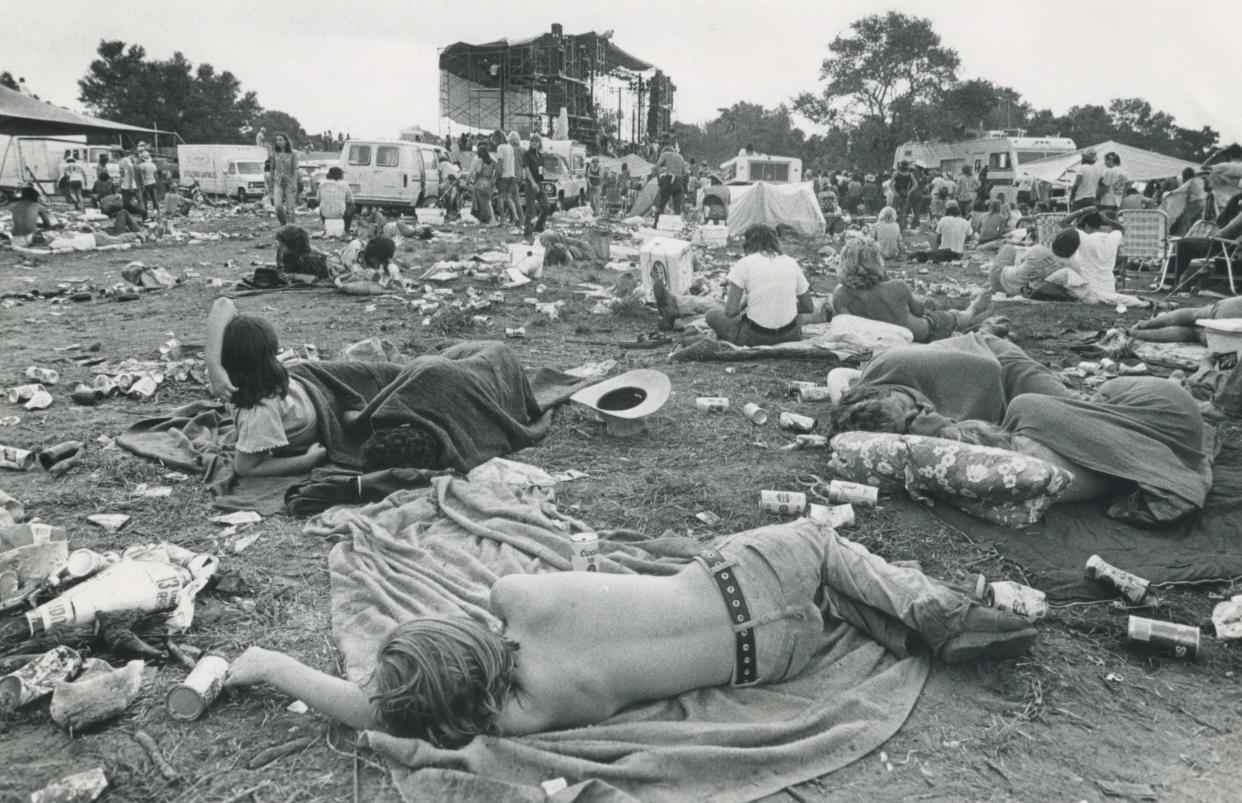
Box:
1130;297;1242;343
873;206;905;259
336;236;402;295
832;237;992;343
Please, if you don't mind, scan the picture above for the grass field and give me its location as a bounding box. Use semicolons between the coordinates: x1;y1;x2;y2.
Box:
1;204;1239;802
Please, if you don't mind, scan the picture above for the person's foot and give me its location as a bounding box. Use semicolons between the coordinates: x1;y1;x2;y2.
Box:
965;291;994;324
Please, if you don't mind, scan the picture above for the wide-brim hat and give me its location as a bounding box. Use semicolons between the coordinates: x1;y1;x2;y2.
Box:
571;369;671;437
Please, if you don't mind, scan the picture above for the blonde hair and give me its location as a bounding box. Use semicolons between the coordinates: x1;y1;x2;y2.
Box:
877;206;897;224
839;237;887;290
370;617;517;748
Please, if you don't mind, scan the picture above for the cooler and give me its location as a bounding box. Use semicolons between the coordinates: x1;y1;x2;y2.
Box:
639;237;695;300
508;243;546;278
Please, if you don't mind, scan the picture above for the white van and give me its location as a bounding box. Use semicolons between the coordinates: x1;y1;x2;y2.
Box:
541;139;588;208
0;136;88;200
720;152;803;185
176;144;269;199
340;139;446;209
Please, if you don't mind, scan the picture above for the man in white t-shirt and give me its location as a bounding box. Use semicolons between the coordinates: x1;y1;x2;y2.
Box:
696;225;813;346
1070;149;1103;210
1098;152;1129;213
913;202;971;262
1059;205;1125;294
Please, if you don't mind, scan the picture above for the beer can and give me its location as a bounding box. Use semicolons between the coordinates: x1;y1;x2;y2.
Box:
1119;362;1148;376
1126;616;1199;661
505;327;526;338
1085;555;1150;604
65;549;114;579
92;375;118;397
1099;357;1118;374
759;490;807;515
794;434;828;448
0;445;36;471
983;580;1048;622
23;389;53;411
570;532;600;572
1076;361;1101;375
786;380;818;397
6;383;45;404
0;646;82;712
695;397;730;413
827;480;879;507
24;366;59;385
742;402;768;424
808;502;854;529
778;412;817;433
797;386;833;403
471;315;492;325
166;655;230;721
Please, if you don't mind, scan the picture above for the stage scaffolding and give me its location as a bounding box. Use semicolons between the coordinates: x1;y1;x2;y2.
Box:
438;24;675;151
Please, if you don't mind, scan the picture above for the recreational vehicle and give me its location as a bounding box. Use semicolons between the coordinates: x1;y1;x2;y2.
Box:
893;131;1076;198
0;136;121;200
719;152;803;185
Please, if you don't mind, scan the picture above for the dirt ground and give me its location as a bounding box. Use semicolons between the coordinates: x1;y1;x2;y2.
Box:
0;203;1239;803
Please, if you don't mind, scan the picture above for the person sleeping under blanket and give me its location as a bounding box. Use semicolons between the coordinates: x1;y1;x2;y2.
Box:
205;298;551;478
222;519;1035;745
829;333;1212;524
832;237;993;343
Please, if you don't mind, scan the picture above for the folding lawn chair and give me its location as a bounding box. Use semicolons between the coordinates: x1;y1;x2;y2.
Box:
1116;209;1168;290
1034;212;1061;246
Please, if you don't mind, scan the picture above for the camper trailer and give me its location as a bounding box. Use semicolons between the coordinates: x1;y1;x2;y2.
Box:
719;152;803;186
893;131;1077;199
0;136;109;200
339;138;447;209
177;144;269;200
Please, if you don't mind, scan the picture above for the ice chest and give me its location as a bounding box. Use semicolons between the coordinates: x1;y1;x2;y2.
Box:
656;214;684;232
323;218;345;237
1198;318;1242;357
693;224;729;248
415;208;445;225
508;243;546;278
639;237;695;299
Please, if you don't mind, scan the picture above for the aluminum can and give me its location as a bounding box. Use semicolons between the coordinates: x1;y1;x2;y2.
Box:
6;384;45;404
1085;555;1150;604
0;446;36;471
983;580;1048;622
166;655;230;720
797;386;833;402
0;646;82;712
786;380;818;396
505;327;526;338
808;502;854;528
827;480;879;507
778;412;816;433
695;397;730;413
570;533;600;572
742;402;768;424
1127;616;1199;660
759;490;807;515
24;367;59;385
794;434;828;448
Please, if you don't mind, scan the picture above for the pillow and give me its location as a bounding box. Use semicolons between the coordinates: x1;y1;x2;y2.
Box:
828;431;1073;527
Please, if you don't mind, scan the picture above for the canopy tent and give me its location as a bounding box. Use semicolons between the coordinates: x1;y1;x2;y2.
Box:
1017;140;1197;186
0;85;150;137
599;153;653;180
726;181;825;238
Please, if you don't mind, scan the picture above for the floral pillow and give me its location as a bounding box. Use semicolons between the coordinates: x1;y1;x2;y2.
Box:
828;432;1073;526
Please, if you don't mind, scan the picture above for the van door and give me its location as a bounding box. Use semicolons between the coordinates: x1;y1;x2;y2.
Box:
372;144;404;203
345;143;374;200
418;147;439;204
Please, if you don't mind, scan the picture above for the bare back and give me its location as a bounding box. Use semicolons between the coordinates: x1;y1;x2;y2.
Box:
833;281;930;340
490;567;733;735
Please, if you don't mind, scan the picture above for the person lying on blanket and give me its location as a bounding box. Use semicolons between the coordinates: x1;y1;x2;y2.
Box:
831;237;993;343
1129;296;1242;344
829;335;1210;515
222;521;1036;746
206;298;548;477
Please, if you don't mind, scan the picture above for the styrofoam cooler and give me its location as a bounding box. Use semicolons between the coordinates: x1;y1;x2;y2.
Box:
693;224;729;248
323;218;345;237
639;237;695;299
508;243;546;278
656;214;684;232
415;208;445;225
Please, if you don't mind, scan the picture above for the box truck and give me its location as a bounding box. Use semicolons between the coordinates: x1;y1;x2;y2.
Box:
176;144;269;200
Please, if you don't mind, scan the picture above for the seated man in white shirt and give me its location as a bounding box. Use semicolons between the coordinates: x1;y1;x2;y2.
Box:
912;202;971;263
1057;205;1125;296
698;225;814;346
316;167;355;236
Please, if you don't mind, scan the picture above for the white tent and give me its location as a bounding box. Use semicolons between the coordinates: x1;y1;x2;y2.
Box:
726;182;825;238
1018;140;1197;186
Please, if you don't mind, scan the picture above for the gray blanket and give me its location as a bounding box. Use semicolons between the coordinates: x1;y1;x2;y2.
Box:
308;478;928;803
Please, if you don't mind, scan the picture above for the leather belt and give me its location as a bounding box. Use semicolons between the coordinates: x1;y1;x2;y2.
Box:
745;317;797;335
699;548;759;686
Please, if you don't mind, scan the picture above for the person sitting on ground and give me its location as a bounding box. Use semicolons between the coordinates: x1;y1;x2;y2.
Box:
274;225;330;282
911;202;970;263
1058;205;1125;296
976;199;1010;244
832;238;993;343
223;518;1036;743
317;166;354;235
872;206;904;259
336;236;401;295
700;224;814;346
990;228;1083;298
162;183;194;217
92;171;116;208
98;190;145;237
7;187;58;245
206;299;558;478
1130;296;1242;343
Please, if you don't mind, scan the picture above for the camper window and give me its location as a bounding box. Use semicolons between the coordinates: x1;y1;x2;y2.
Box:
1016;151;1050;164
348;145;371;166
989;152;1012;170
751;161;790;182
377;146;400;167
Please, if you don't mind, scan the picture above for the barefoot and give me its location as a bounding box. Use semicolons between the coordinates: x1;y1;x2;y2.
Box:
966;290;993;319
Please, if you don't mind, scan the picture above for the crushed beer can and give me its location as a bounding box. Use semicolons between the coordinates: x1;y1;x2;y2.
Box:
778;412;816;433
797;386;833;403
1085;555;1151;605
786;380;818;397
1212;595;1242;640
24;366;59;385
759;490;807;515
24;389;53;410
1126;616;1199;660
975;575;1048;622
793;434;828;448
0;445;36;471
808;502;854;528
6;383;45;404
0;646;83;712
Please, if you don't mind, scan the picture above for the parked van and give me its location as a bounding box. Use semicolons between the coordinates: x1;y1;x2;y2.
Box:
177;144;269;199
719;151;803;185
339;139;447;209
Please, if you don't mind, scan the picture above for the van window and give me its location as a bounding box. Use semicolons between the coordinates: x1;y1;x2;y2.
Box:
572;154;585;173
989;152;1012;170
348;145;371;166
420;149;438;171
377;146;400;167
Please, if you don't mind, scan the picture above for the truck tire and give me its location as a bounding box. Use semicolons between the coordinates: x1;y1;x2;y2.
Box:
578;189;587;208
558;192;567;211
237;187;246;203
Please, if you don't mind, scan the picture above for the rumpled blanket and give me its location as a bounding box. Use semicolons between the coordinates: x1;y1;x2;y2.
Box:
1003;377;1214;526
308;478;928;803
116;343;589;514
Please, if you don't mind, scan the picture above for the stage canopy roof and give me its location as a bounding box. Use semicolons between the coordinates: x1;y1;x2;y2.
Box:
440;31;653;87
0;85;151;137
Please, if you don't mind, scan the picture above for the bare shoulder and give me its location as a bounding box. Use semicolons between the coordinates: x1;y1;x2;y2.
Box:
489;574;554;624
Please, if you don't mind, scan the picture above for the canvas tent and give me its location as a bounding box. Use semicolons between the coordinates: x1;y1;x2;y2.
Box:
1017;140;1197;186
726;181;825;237
600;153;653;180
0;85;150;137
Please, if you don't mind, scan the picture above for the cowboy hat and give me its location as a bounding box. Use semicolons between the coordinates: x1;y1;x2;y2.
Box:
571;369;671;437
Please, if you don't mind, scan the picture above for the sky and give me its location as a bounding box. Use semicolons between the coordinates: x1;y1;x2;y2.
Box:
13;0;1242;147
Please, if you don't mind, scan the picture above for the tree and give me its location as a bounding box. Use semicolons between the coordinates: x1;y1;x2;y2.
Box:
794;12;959;170
673;103;808;168
0;72;17;91
78;40;261;143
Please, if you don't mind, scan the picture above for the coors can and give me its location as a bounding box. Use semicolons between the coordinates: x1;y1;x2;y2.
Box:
166;655;231;720
760;490;808;515
1126;616;1199;661
570;533;600;572
827;480;879;507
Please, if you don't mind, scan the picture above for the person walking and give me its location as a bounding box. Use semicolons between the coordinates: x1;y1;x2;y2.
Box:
651;144;687;228
267;133;299;225
139;151;159;214
1098;152;1129;216
465;142;499;225
118;147;141;217
891;161;917;230
522;133;550;236
586;155;605;215
495;132;524;228
61;156;86;210
1069;148;1103;210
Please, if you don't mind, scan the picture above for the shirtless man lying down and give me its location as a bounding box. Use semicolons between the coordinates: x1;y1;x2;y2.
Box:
224;521;1035;747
